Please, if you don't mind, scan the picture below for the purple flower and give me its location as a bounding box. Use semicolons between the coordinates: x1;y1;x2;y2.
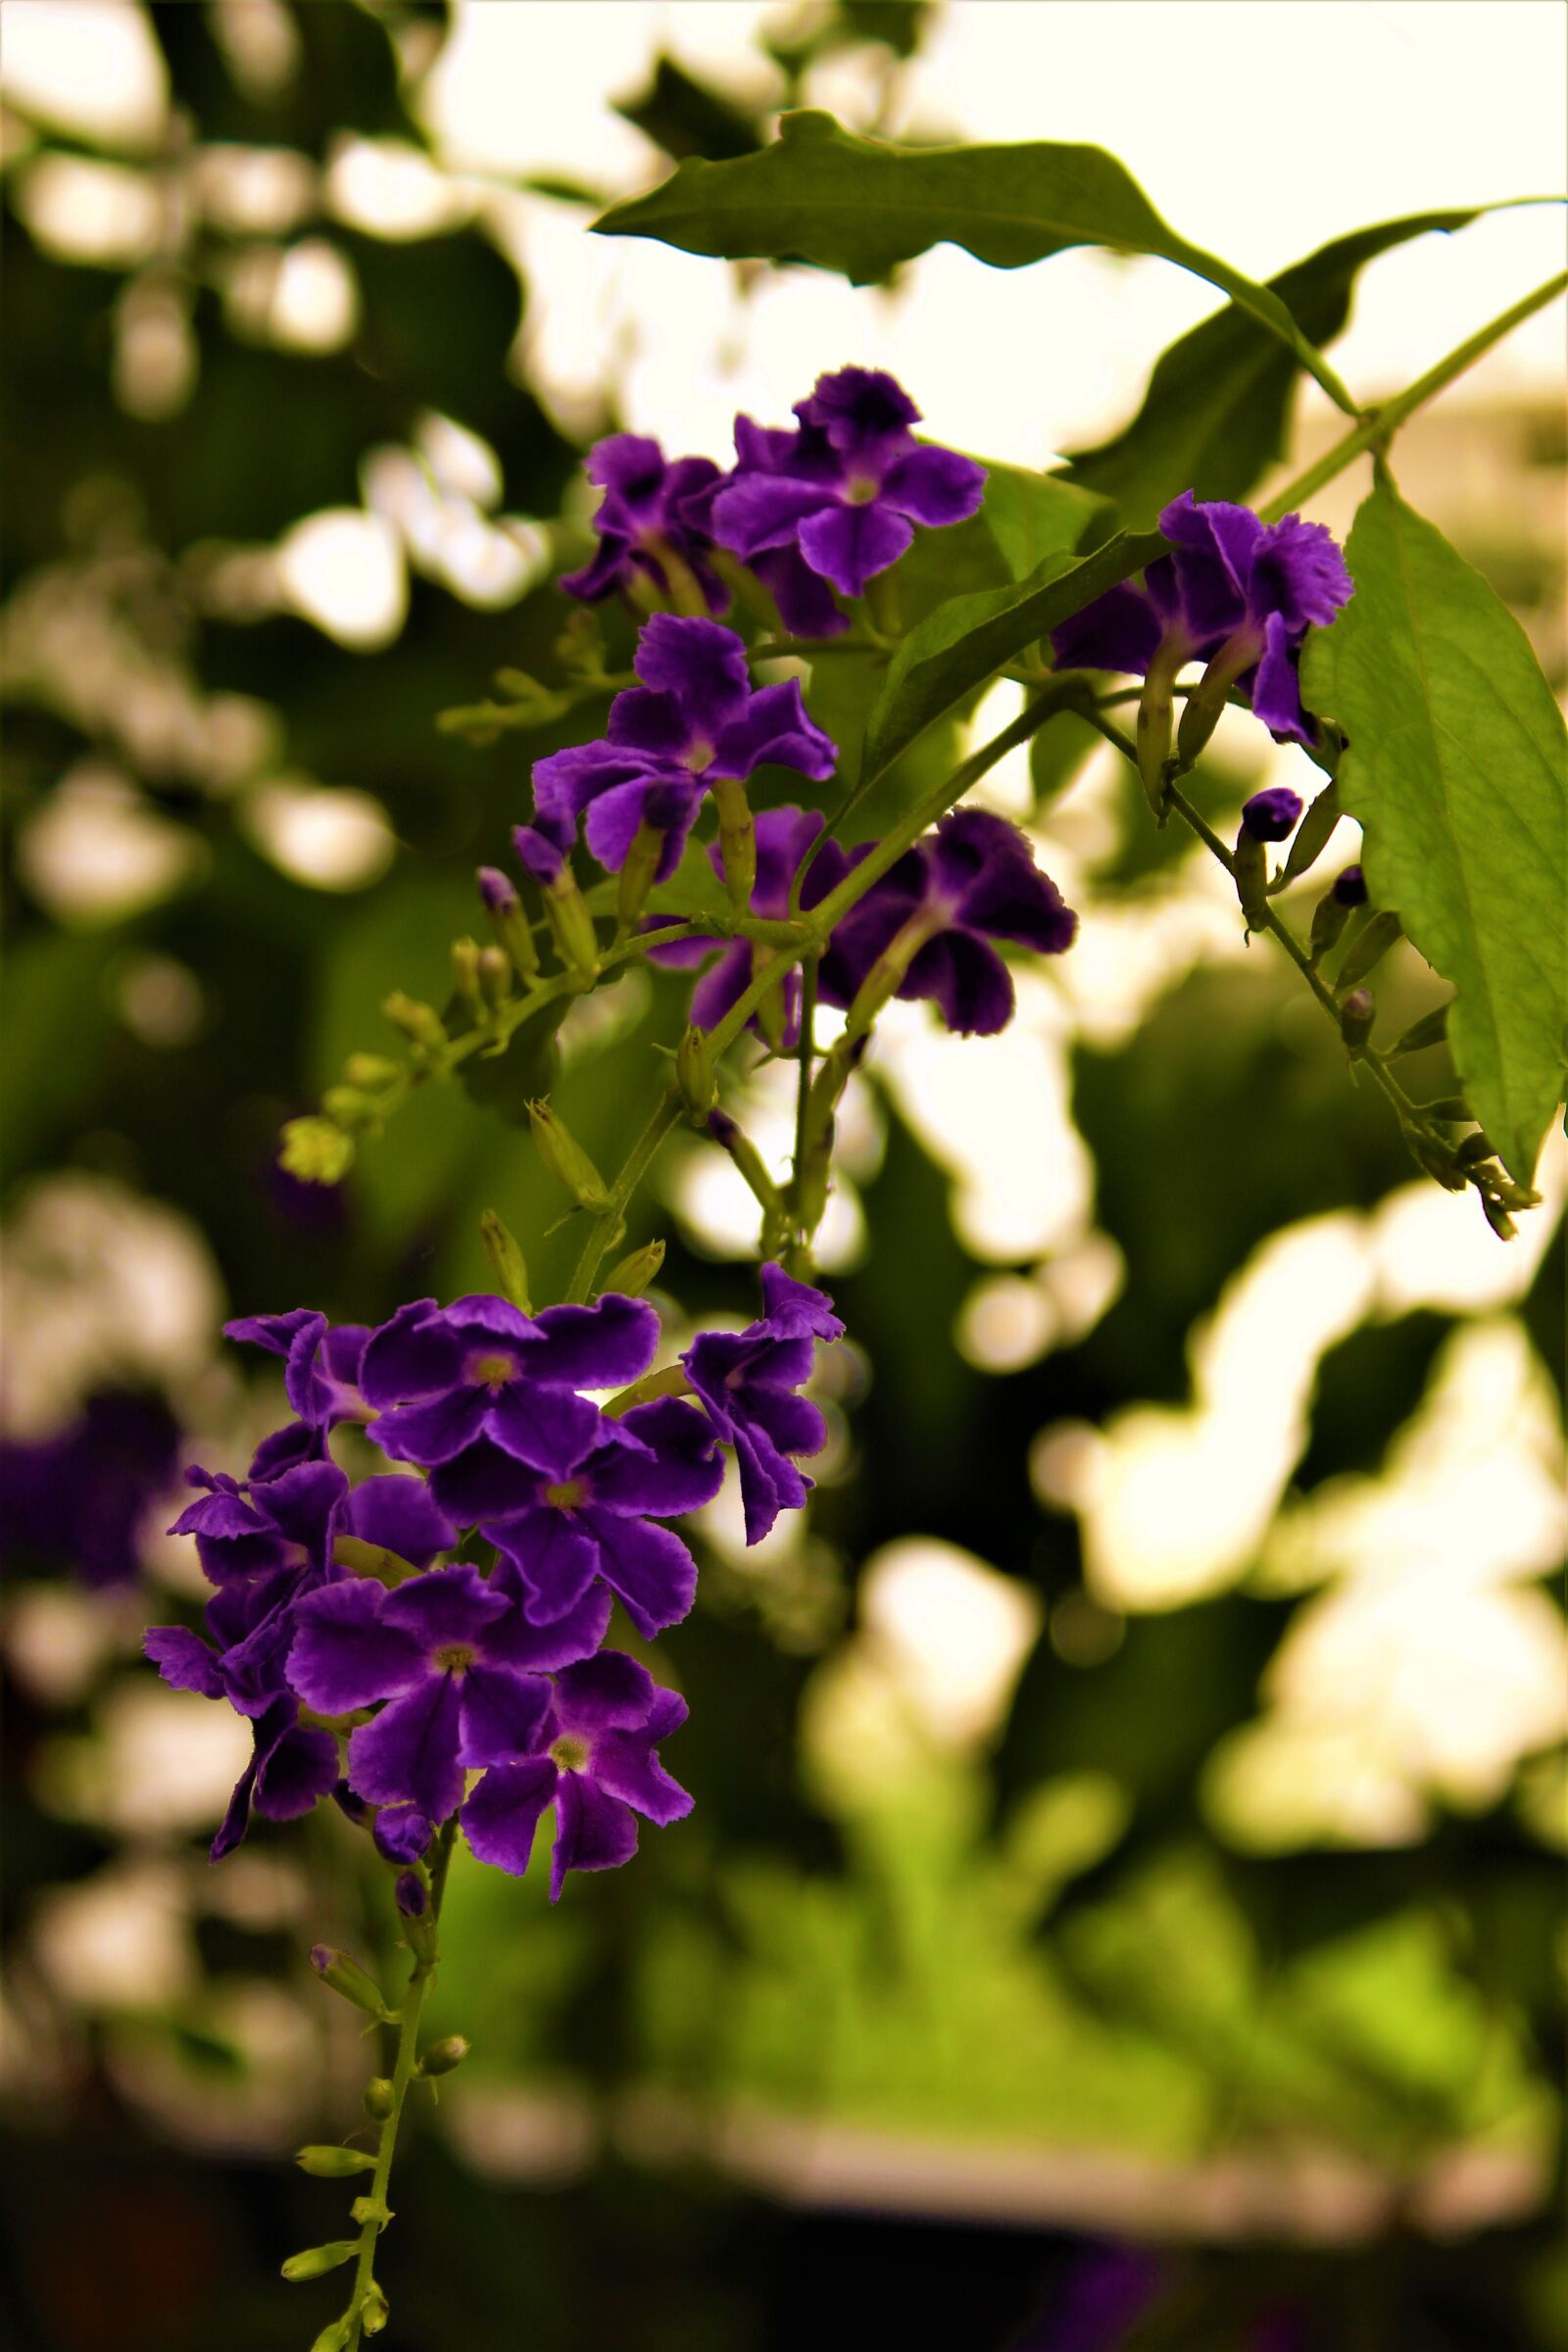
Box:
433;1397;723;1640
1051;491;1352;746
819;808;1076;1037
287;1562;607;1824
0;1389;180;1590
529;615;835;879
461;1650;692;1900
708;368;986;603
358;1291;659;1474
645;805;850;1041
373;1803;434;1864
211;1694;340;1862
560;434;727;613
1241;786;1302;842
682;1263;844;1544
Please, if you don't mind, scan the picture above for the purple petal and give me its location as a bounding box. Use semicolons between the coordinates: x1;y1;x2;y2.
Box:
211;1752;262;1861
751;546;848;636
606;685;695;760
710;471;833;559
531;740;652;831
554;1649;660;1733
1253;513;1354;632
710;679;836;784
797;501;913;598
287;1581;426;1713
247;1421;322;1481
799;367;920;451
526;1296;661;1389
458;1663;555;1768
758;1263;844;1342
485;1505;603;1622
379;1563;510;1648
631;613;750;718
341;1475;455;1566
462;1757;558;1878
254;1717;340;1823
583;776;703;878
590;1398;724;1515
144;1625;225;1700
1250;611;1312;742
576;1507;697;1639
347;1675;466;1822
486;1562;612;1668
881;444;987;527
372;1802;433;1862
741;1385;828;1461
688;940;757;1033
593;1720;693;1827
370;1387;492;1469
1158;491;1259;640
224;1308;322;1360
256;1458;348;1564
1049;582;1163;676
901;929;1015;1035
483;1385;606;1478
550;1772;638;1897
358;1300;454;1408
429;1441;546;1524
732;1422;811;1545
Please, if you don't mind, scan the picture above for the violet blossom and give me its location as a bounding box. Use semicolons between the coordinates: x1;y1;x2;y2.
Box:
0;1389;180;1589
1050;490;1352;746
681;1263;844;1544
560;433;727;613
818;808;1077;1037
461;1649;692;1900
528;614;835;879
708;368;987;604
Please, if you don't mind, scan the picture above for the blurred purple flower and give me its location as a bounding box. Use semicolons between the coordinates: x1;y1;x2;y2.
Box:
560;433;727;612
0;1390;180;1590
682;1262;844;1544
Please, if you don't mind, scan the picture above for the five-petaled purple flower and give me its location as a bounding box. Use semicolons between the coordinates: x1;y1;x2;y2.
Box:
682;1263;844;1544
462;1650;693;1901
709;368;987;604
819;808;1077;1037
1051;490;1352;746
287;1561;607;1824
529;615;835;879
560;434;727;614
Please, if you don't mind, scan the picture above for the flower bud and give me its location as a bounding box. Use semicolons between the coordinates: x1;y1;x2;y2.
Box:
1390;1003;1449;1058
418;2034;470;2078
344;1053;400;1088
1176;623;1262;770
363;2077;394;2121
380;992;448;1058
1419;1096;1472;1124
676;1025;716;1124
710;774;757;910
361;2283;390;2337
616;819;668;932
350;2195;392;2230
394;1870;427;1919
707;1106;783;1212
311;2321;355;2352
1332;863;1368;906
296;2144;376;2179
1240;787;1303;843
451;937;485;1021
479;864;540;977
1335;908;1402;993
309;1944;395;2023
477;945;511;1009
1339;988;1376;1054
1270;782;1341;892
1482;1194;1518;1241
478;1208;531;1312
1135;638;1185;815
529;1102;612;1211
281;2241;357;2282
1231;829;1270;930
604;1238;665;1298
1456;1130;1497;1168
279;1117;355;1186
321;1087;381;1132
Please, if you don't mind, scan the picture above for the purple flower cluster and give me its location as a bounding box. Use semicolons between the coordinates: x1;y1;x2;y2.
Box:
145;1272;841;1894
1051;490;1352;744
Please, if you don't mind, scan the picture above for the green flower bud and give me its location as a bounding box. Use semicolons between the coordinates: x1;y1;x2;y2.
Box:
309;1945;395;2023
710;774;757;911
1419;1096;1472;1124
542;876;600;987
344;1054;400;1089
350;2195;392;2230
529;1102;612;1211
295;2144;376;2179
615;819;667;932
478;1208;531;1311
1231;831;1269;930
1339;988;1376;1054
321;1086;379;1131
361;2283;390;2337
1308;888;1352;965
279;1118;355;1186
1456;1130;1497;1168
311;2321;354;2352
477;944;511;1009
363;2077;395;2121
1135;639;1185;816
675;1025;716;1124
1270;782;1342;892
1335;908;1403;993
281;2241;357;2282
417;2034;470;2079
451;936;485;1021
1389;1002;1450;1058
604;1238;665;1298
380;992;449;1057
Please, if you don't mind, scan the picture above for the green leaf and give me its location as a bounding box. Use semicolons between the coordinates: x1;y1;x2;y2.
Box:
978;460;1110;582
1300;478;1568;1183
1059;208;1502;525
860;527;1166;788
595;110;1353;409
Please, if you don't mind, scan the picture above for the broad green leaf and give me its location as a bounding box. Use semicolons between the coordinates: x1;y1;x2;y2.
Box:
979;461;1110;581
1300;479;1568;1183
595;109;1353;409
1059;208;1498;525
860;526;1166;787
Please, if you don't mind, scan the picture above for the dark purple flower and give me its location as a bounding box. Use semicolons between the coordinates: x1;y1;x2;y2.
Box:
1241;786;1302;842
0;1389;180;1590
288;1562;605;1824
210;1694;340;1862
1051;491;1352;746
708;368;986;603
561;434;727;613
818;808;1076;1037
682;1263;844;1545
645;804;851;1041
462;1650;692;1900
1333;863;1367;906
434;1396;723;1640
373;1803;434;1864
529;615;835;879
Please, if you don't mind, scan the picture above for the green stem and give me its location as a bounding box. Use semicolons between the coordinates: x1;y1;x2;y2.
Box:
564;1089;683;1303
343;1820;460;2350
1260;270;1568;520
